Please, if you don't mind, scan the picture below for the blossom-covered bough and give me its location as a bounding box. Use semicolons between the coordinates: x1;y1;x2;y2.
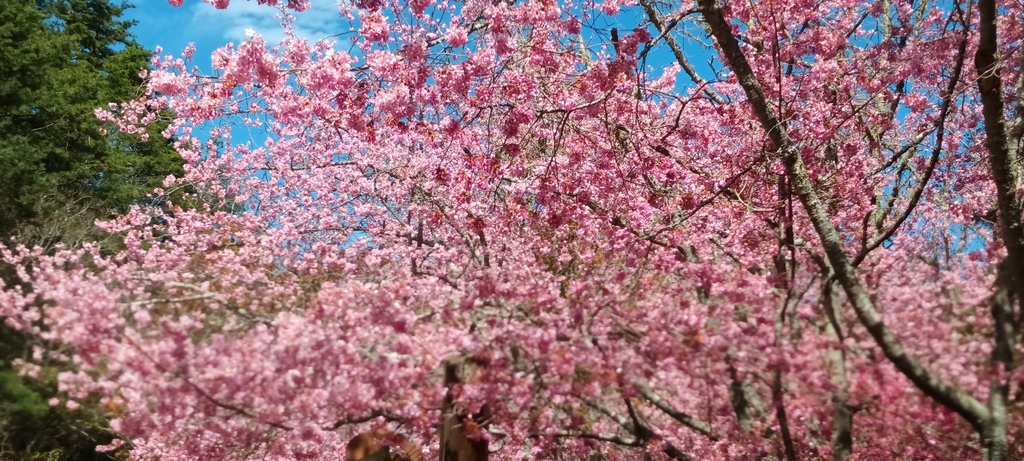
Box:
2;0;1023;459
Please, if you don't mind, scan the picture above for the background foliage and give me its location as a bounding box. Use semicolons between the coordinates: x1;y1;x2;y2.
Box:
0;1;181;459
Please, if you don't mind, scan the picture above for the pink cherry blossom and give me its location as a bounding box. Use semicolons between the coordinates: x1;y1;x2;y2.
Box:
5;0;1024;460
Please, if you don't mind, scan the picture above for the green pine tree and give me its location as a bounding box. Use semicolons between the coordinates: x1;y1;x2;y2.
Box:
0;0;183;252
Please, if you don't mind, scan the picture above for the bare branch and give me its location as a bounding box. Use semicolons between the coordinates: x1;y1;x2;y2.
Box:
638;0;724;104
635;383;720;441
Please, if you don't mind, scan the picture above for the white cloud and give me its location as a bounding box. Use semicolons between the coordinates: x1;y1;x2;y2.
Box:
189;0;348;45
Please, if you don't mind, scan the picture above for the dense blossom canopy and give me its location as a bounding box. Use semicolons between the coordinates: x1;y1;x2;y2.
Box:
3;0;1024;459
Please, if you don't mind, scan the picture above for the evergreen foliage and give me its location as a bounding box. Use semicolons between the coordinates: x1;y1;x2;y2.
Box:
0;0;182;251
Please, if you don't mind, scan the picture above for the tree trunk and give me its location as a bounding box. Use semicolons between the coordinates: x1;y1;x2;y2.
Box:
440;355;489;461
823;280;853;461
698;0;990;434
982;265;1015;461
974;1;1021;458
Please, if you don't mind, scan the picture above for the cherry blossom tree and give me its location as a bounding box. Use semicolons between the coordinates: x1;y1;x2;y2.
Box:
2;0;1023;459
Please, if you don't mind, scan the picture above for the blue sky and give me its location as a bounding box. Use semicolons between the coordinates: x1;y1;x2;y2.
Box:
120;1;711;181
125;1;350;71
124;1;693;78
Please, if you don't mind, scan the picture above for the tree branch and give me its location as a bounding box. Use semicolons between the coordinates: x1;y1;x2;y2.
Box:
698;0;989;428
854;5;972;265
635;383;720;441
976;0;1024;309
326;410;410;431
638;0;725;104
